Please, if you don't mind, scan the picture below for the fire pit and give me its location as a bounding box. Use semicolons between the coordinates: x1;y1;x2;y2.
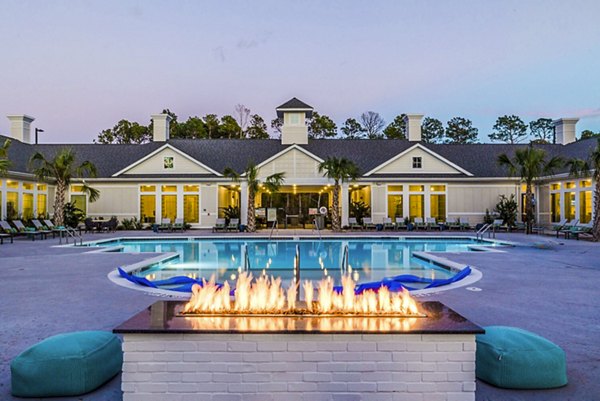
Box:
115;274;483;400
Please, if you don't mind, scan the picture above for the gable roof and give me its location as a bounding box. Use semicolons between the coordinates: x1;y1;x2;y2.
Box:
276;97;313;110
1;134;597;180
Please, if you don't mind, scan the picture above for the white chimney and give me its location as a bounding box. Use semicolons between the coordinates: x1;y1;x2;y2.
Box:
553;118;579;145
151;114;172;142
404;114;424;142
6;115;35;143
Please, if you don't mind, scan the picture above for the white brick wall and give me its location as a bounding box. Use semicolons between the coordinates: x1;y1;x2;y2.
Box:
121;333;476;401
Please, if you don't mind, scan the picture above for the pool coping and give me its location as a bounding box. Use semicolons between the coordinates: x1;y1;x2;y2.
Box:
101;235;512;298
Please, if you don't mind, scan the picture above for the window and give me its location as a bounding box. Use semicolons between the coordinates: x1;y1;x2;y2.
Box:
430;185;446;192
409;185;424;192
564;192;576;220
22;183;34;191
6;181;18;189
163;156;174;169
550;193;561;222
140;185;156;193
565;182;576;189
580;191;592;223
6;192;18;219
140;195;156;223
288;113;300;125
22;193;34;219
412;157;422;169
71;194;87;215
71;185;84;192
430;194;446;220
409;194;424;220
387;195;403;218
388;185;403;192
37;184;47;191
161;185;177;192
161;194;177;221
550;183;561;191
184;194;199;223
580;180;592;188
184;185;199;192
37;194;47;217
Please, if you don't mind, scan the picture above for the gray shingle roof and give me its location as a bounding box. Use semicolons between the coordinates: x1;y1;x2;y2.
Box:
276;97;313;110
2;134;597;180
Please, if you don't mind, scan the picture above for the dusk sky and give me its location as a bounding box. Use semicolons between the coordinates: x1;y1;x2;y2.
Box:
1;0;599;143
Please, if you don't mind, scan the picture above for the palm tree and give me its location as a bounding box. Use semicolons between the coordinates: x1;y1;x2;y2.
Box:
0;139;11;176
224;163;285;232
498;146;563;234
29;148;99;226
567;138;600;241
318;157;360;232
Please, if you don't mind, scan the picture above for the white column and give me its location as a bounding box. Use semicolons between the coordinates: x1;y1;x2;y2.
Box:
341;182;349;227
240;182;248;225
176;185;184;220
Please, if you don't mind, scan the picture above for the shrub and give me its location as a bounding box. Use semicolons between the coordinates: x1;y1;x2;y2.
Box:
495;194;518;226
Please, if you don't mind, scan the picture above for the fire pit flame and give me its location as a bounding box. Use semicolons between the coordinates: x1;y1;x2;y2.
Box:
183;272;421;316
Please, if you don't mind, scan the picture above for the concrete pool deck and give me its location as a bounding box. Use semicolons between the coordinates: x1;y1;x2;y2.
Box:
0;229;598;400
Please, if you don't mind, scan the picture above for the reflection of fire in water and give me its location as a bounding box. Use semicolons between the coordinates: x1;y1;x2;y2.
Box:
183;272;421;316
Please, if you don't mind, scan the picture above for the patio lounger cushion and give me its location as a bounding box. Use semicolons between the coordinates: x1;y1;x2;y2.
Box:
476;326;567;389
11;331;122;397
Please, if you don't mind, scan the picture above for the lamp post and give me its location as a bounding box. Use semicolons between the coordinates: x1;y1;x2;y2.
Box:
35;128;44;144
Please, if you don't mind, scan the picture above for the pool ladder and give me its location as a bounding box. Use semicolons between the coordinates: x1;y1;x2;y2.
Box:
476;223;495;240
59;226;83;246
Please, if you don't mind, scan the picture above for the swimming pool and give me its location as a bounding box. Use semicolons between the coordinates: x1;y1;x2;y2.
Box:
95;237;499;290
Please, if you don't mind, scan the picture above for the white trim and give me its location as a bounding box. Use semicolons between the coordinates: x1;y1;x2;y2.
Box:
364;144;474;177
111;144;222;177
247;144;324;176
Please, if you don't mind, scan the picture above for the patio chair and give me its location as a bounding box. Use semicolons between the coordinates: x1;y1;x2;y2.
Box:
414;217;427;230
383;217;395;230
0;231;12;244
348;217;362;230
446;217;460;230
12;220;46;240
425;217;439;231
362;217;376;230
552;218;569;237
213;218;227;232
101;217;118;233
459;217;471;231
492;219;509;232
557;219;578;238
227;218;239;232
562;223;592;240
395;217;408;231
32;220;53;237
44;219;66;238
158;218;172;232
172;218;185;233
84;218;98;234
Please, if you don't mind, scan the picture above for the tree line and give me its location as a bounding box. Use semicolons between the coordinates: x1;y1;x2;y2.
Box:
95;105;600;145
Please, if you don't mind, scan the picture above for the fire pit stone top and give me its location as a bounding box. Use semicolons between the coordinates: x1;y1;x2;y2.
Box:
114;301;484;335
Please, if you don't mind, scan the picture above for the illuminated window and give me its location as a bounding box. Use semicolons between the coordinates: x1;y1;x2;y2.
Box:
37;194;47;217
140;185;156;192
71;185;84;192
550;183;561;191
388;185;403;192
564;192;576;220
412;157;422;169
22;193;34;219
387;194;403;218
580;191;592;223
430;194;446;220
580;180;592;188
6;181;18;189
430;185;446;192
161;185;177;193
409;185;424;192
184;185;199;192
71;194;87;215
140;195;156;223
161;194;177;221
565;182;576;189
37;184;47;191
184;194;199;223
22;183;34;191
550;193;561;222
6;192;18;219
163;156;174;169
409;194;424;219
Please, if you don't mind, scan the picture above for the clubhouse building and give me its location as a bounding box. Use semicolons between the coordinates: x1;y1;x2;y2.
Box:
0;98;597;229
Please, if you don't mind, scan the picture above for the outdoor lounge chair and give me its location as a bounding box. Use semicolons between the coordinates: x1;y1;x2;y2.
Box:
227;218;239;232
395;217;407;231
383;217;395;230
0;231;12;244
348;217;362;230
557;219;578;238
426;217;439;230
172;218;185;233
446;217;460;230
562;223;592;240
213;218;227;232
12;220;46;240
158;218;172;232
414;217;427;230
0;221;20;240
362;217;376;230
44;219;66;238
552;219;569;237
32;220;53;237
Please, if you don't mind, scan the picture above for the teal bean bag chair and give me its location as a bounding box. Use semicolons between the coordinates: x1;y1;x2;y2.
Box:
11;331;122;397
476;326;567;389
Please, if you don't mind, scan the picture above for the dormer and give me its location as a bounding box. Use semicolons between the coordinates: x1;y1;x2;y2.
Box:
276;97;313;145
